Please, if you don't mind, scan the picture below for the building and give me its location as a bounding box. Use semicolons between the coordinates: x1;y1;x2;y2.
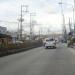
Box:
0;26;12;48
0;26;7;34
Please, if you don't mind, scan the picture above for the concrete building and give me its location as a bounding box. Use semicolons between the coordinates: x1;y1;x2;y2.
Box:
0;26;7;34
0;26;12;48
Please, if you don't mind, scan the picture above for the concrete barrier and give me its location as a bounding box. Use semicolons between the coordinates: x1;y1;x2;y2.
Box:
0;40;43;57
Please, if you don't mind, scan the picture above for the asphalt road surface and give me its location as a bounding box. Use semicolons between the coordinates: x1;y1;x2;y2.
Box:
0;43;75;75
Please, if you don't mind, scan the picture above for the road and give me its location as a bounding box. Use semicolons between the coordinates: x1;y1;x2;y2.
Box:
0;43;75;75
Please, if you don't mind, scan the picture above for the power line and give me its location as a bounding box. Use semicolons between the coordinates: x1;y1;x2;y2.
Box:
0;20;18;23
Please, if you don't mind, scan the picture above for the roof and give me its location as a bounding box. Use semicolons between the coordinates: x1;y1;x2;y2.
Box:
0;34;12;38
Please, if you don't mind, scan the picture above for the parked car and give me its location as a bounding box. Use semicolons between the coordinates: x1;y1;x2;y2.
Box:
43;38;56;49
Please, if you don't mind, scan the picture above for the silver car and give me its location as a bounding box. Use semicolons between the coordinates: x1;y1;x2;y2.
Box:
43;38;56;49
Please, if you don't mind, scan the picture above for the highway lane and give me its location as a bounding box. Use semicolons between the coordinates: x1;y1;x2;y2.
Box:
0;44;75;75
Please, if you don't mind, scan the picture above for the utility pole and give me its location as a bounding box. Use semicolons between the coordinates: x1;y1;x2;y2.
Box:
73;0;75;34
38;29;41;39
17;22;20;40
69;18;72;33
29;13;36;40
64;2;75;34
30;13;32;40
19;5;28;40
47;28;50;37
59;0;67;42
38;24;41;39
20;5;23;40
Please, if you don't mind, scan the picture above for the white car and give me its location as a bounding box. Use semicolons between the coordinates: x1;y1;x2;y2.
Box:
12;41;23;44
43;38;56;49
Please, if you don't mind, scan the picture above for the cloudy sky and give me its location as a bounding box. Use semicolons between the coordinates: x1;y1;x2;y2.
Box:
0;0;74;33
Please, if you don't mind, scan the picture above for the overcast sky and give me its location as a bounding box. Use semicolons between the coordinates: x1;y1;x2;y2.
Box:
0;0;74;33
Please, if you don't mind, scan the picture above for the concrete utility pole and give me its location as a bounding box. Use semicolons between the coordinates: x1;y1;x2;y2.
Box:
38;24;42;39
69;18;72;33
29;13;36;40
59;0;67;42
73;0;75;33
30;13;32;40
64;2;75;34
19;5;28;40
39;29;41;39
47;28;50;37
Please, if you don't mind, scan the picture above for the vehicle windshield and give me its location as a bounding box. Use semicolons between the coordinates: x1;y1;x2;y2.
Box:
46;39;54;41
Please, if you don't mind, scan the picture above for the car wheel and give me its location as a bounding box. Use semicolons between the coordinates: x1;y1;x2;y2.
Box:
54;46;56;49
